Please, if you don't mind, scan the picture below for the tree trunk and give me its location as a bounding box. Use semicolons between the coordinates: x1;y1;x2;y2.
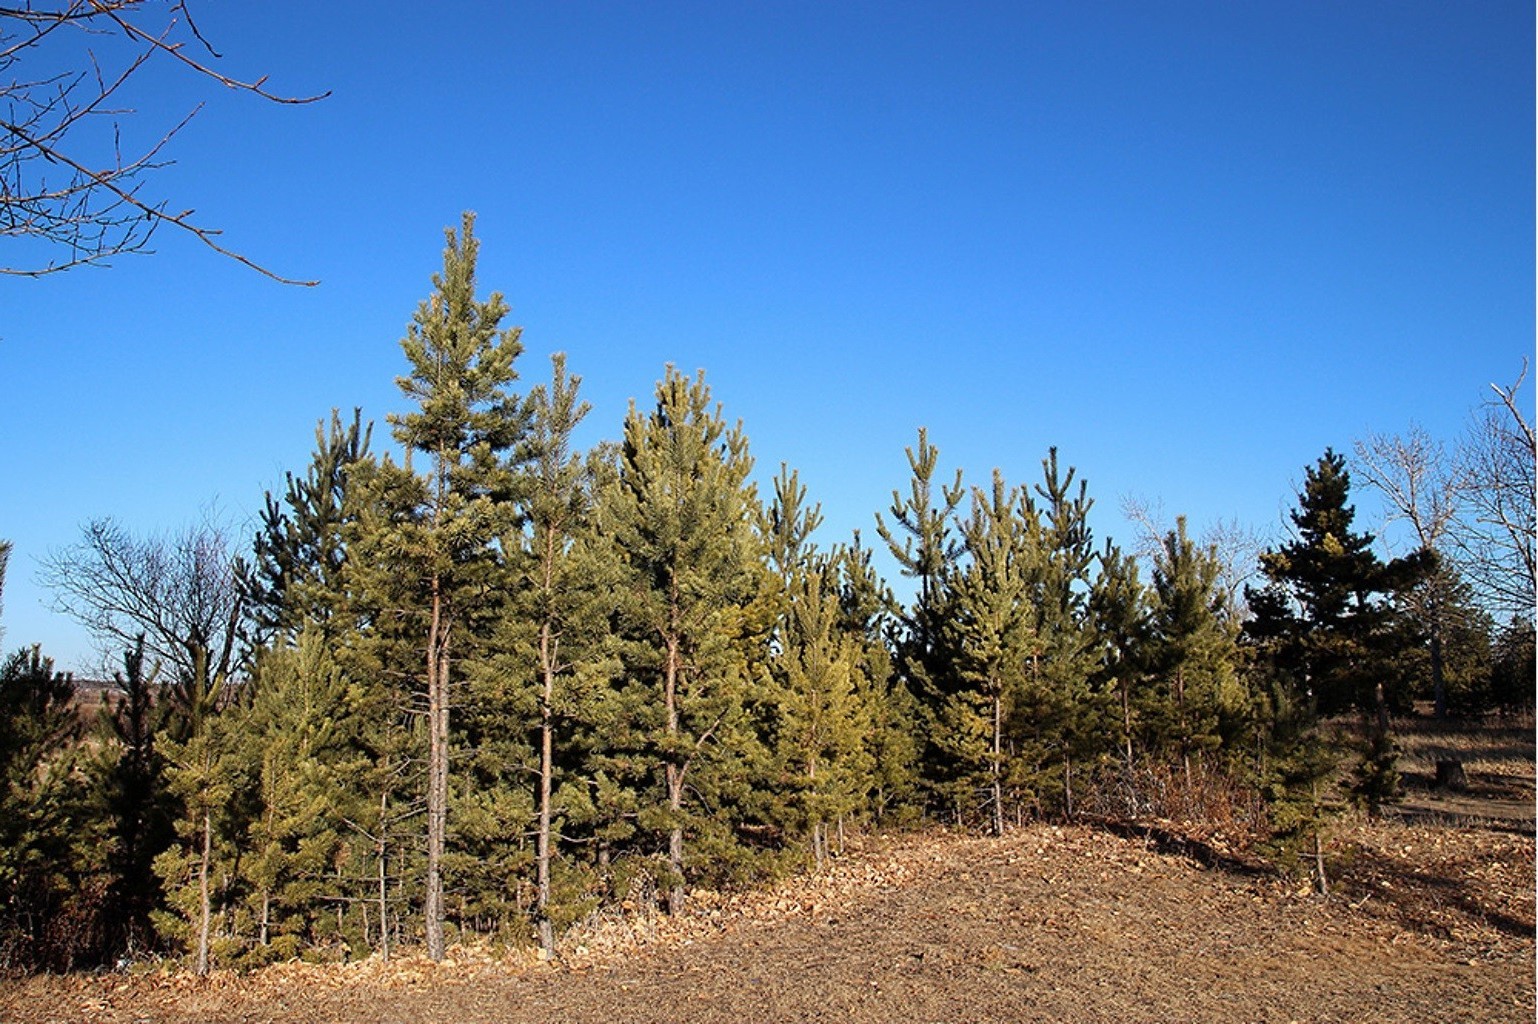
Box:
663;634;686;915
990;690;1004;837
196;807;212;976
536;620;556;955
377;791;390;962
424;579;448;962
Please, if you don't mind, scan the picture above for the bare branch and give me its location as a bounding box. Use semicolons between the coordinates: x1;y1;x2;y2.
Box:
2;1;326;280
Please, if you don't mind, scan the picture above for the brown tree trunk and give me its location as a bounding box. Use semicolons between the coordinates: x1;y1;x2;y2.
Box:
664;634;686;915
195;807;212;976
991;689;1004;837
536;619;556;955
424;579;448;962
377;787;391;962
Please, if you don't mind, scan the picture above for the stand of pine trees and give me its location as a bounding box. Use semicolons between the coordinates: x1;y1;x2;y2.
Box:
1;221;1530;975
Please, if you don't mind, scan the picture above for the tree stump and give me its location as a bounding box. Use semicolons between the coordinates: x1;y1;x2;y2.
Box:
1434;759;1467;791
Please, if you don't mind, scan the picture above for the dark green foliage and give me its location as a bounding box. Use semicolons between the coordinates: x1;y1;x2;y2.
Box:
0;646;108;973
94;637;174;959
1488;614;1535;715
243;409;372;645
595;366;775;912
1245;450;1431;816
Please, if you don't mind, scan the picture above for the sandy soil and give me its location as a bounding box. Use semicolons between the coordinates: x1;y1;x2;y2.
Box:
3;819;1531;1024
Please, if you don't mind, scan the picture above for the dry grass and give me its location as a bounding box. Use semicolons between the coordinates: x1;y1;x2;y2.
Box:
1393;712;1536;778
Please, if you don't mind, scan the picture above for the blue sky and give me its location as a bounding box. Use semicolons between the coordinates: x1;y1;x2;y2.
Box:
2;1;1532;673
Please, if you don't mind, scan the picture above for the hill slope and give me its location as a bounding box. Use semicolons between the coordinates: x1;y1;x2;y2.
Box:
3;823;1532;1024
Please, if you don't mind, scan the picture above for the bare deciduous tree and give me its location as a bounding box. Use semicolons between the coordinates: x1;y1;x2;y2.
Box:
2;1;325;280
1353;424;1461;716
1452;363;1536;622
38;516;244;685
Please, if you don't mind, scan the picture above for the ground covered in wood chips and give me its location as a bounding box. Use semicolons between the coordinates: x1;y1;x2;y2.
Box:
3;819;1532;1024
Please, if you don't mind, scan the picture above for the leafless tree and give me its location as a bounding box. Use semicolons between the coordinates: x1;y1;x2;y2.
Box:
1120;495;1263;618
1451;363;1536;622
38;515;244;685
2;1;325;280
1352;424;1462;716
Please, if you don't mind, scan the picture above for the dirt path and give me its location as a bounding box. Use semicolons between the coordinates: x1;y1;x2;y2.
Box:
4;824;1532;1024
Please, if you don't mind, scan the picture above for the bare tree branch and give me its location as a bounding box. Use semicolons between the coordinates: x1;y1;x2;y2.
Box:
1450;360;1536;620
2;1;327;281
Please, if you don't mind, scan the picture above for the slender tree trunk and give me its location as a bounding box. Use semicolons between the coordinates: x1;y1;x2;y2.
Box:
377;790;390;962
1428;620;1447;720
663;634;686;915
1121;678;1134;764
991;689;1004;837
536;620;556;955
1176;666;1192;790
196;807;212;976
424;579;449;961
1062;754;1073;820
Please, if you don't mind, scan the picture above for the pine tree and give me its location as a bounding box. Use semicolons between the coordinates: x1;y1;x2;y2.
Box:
95;636;174;959
230;631;362;962
875;429;965;811
1017;449;1104;817
491;352;610;953
595;366;771;914
1088;541;1147;769
0;645;101;971
372;212;527;959
152;648;237;976
833;534;919;824
1144;517;1242;784
243;409;372;645
942;471;1036;835
1245;450;1430;814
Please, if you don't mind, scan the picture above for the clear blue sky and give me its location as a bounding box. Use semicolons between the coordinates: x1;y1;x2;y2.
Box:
2;1;1532;674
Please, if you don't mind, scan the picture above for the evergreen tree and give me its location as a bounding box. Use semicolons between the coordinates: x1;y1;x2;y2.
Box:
1017;449;1104;817
1087;540;1148;768
769;566;872;867
1244;449;1430;814
1144;517;1243;783
0;645;105;972
230;631;362;962
369;212;528;959
875;429;965;807
595;366;771;914
151;647;236;976
243;409;372;645
485;352;611;953
94;636;174;959
941;471;1036;834
833;534;919;824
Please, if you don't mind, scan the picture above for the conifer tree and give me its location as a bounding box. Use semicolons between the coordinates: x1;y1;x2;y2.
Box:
1017;449;1103;816
372;212;527;959
1088;541;1147;767
1144;517;1242;784
763;468;873;865
0;645;99;971
95;636;174;958
490;352;610;953
834;534;919;823
942;471;1036;834
875;429;965;806
1245;450;1430;813
243;409;372;645
770;567;872;868
230;631;362;961
596;367;770;914
152;648;236;976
